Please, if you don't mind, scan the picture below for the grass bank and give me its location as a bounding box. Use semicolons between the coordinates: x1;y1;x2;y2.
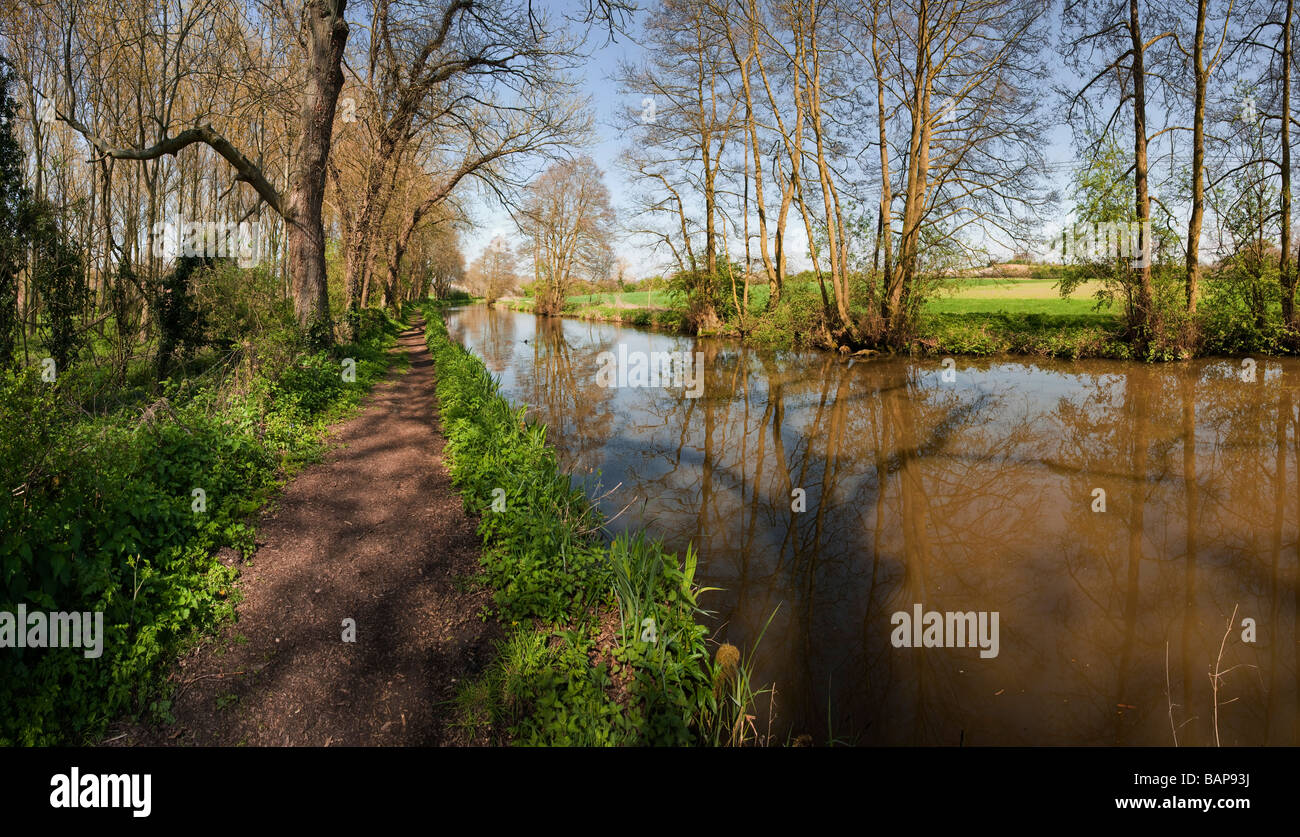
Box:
0;309;404;745
420;301;766;746
919;312;1130;359
498;282;1130;359
498;296;690;335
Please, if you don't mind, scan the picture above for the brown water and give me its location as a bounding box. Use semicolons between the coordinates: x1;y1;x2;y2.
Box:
445;304;1300;745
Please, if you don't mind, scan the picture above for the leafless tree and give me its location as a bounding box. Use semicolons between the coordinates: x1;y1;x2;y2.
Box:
516;156;616;315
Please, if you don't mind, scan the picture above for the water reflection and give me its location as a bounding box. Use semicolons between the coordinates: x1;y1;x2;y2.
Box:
446;304;1300;746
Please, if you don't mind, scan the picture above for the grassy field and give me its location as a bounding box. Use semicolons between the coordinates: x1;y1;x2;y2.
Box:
553;276;1117;319
928;278;1115;319
502;272;1129;357
564;290;676;308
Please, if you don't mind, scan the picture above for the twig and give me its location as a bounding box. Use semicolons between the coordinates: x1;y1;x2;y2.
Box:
1210;603;1238;747
173;669;246;702
1165;640;1179;746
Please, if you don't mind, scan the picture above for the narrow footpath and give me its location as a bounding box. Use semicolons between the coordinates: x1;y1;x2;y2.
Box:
114;318;498;746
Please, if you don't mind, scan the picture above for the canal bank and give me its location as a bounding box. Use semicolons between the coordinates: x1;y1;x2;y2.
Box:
499;294;1147;360
420;302;771;745
498;289;1296;361
444;301;1300;745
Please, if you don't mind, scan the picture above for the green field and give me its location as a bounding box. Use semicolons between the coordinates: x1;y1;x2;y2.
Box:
564;289;677;308
502;273;1129;356
548;276;1117;320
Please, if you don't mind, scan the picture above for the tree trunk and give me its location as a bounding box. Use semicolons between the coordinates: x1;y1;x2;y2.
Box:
286;0;350;343
731;2;778;306
1185;0;1207;322
1129;0;1156;350
873;1;894;341
1281;0;1295;328
892;0;931;347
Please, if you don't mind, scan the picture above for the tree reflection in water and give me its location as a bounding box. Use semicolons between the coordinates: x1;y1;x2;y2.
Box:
445;304;1300;746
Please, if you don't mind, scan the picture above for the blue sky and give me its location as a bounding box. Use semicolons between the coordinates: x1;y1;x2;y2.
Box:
458;1;1084;279
459;4;651;274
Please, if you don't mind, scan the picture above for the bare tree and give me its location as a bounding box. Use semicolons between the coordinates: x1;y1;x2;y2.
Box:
38;0;623;343
331;0;580;331
425;224;466;299
468;234;519;303
858;0;1050;345
516;156;616;315
617;0;739;328
1062;0;1170;350
49;0;348;341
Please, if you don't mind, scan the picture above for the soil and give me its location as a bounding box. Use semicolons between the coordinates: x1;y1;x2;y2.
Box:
107;318;499;746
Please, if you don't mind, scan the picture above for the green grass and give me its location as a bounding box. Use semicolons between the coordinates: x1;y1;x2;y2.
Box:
926;294;1117;319
943;276;1030;288
550;277;1110;320
919;311;1129;358
421;300;769;746
562;290;677;309
510;275;1132;358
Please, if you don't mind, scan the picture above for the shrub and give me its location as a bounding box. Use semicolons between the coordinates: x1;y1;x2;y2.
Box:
1197;267;1287;356
747;282;830;349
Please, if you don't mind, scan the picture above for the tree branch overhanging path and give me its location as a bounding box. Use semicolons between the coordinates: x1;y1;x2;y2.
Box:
53;0;348;341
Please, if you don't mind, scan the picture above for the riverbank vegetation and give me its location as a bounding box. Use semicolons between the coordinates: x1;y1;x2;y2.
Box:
502;251;1296;360
0;289;401;744
500;264;1138;358
421;302;770;745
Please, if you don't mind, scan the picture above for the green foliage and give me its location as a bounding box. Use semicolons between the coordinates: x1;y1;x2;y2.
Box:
432;337;607;622
0;57;25;368
1061;132;1187;357
523;259;1300;360
0;307;401;745
665;257;745;331
746;281;831;349
190;259;293;352
1197;266;1287;355
422;303;746;745
151;256;212;377
26;201;87;371
919;312;1131;359
479;627;638;746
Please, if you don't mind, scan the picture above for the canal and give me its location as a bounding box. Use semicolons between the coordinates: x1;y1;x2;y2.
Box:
445;303;1299;745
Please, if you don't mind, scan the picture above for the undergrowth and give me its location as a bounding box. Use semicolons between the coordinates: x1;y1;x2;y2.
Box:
0;308;403;745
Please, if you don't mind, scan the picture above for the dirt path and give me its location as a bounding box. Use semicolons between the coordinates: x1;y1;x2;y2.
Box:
116;318;498;746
